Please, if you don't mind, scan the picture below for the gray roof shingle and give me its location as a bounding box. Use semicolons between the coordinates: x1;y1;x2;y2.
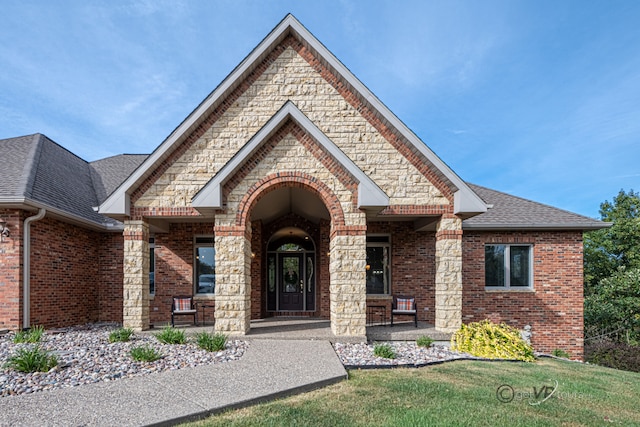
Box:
463;184;606;230
1;134;607;232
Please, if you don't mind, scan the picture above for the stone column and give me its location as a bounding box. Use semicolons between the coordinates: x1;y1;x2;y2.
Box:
434;215;463;333
329;227;367;337
214;225;251;335
123;220;149;331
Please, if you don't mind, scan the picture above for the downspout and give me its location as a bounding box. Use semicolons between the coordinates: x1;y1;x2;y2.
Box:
23;208;46;330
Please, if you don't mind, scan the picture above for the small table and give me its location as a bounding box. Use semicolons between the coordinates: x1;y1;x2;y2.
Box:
198;303;216;326
367;305;387;326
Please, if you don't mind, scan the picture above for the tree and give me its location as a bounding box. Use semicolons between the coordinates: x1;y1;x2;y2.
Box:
584;189;640;293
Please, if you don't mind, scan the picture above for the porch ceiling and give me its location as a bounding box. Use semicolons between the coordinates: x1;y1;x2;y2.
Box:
251;187;330;224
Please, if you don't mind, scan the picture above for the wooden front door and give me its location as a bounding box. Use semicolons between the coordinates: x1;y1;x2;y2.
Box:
279;253;304;311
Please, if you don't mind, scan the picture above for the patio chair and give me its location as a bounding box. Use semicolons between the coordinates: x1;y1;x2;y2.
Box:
390;295;418;327
171;296;197;327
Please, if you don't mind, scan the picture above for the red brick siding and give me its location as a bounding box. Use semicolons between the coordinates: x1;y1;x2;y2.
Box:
462;231;585;359
98;233;124;323
29;217;100;328
251;220;263;319
366;222;436;323
0;209;23;329
149;223;214;325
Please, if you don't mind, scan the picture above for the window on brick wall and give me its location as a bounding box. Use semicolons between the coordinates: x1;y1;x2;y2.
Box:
485;244;532;289
366;235;391;295
149;237;155;295
195;237;215;295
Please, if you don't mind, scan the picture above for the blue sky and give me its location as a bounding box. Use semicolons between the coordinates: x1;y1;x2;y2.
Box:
1;1;639;218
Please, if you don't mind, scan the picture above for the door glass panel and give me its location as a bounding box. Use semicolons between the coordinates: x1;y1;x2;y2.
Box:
282;256;300;293
195;247;215;294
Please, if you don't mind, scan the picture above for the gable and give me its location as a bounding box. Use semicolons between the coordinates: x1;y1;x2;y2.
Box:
99;15;487;219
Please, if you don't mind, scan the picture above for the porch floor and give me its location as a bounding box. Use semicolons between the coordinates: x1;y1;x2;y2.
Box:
150;318;452;343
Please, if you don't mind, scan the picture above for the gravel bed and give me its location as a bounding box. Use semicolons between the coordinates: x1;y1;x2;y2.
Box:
0;323;247;397
334;341;475;368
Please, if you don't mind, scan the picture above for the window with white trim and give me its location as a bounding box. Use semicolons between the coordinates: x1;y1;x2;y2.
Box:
366;235;391;295
485;244;532;289
195;237;215;295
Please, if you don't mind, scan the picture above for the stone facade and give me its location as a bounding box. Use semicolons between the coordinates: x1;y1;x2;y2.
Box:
122;221;149;331
434;216;463;332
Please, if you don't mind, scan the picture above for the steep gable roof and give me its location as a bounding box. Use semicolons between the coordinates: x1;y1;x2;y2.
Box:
99;14;487;218
463;184;607;230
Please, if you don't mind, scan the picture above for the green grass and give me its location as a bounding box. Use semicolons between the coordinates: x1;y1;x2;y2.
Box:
196;332;227;352
109;327;134;343
155;325;186;344
13;325;45;344
182;358;640;427
373;343;396;359
4;345;58;373
130;345;162;362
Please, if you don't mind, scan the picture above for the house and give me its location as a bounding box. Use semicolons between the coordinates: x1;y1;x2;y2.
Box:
0;15;605;358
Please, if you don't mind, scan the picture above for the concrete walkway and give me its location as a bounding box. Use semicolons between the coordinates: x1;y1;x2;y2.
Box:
0;340;347;427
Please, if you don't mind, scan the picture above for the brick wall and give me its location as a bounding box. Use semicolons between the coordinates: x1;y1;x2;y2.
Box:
29;217;101;328
149;222;214;325
98;233;124;323
462;231;585;359
0;209;23;329
366;222;436;323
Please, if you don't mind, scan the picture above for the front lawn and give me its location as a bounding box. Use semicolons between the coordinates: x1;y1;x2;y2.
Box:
185;358;640;426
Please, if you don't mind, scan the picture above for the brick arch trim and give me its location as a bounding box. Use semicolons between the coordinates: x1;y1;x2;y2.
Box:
236;172;345;228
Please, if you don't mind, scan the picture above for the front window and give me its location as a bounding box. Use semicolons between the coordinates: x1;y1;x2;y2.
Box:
366;236;391;295
195;237;215;295
485;244;532;289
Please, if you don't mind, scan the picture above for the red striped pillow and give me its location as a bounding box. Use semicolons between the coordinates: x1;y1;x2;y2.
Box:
397;298;414;311
174;298;192;311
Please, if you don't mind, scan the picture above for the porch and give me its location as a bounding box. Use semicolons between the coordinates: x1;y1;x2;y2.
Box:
150;317;452;343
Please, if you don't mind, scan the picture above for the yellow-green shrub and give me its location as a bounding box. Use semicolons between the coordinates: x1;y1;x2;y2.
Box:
451;320;535;362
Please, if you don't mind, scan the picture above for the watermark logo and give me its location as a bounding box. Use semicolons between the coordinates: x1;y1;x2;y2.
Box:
496;380;559;405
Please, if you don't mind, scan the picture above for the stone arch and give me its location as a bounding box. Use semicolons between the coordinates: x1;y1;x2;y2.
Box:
236;172;346;229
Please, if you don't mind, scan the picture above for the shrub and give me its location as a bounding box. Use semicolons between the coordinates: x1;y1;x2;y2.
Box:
13;325;45;344
416;336;434;348
196;332;227;352
130;345;162;362
586;341;640;373
373;343;396;359
155;325;186;344
109;327;134;343
552;349;571;359
4;345;58;373
450;320;535;362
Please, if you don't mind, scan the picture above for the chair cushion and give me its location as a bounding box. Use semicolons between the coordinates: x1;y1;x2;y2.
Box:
396;298;414;311
174;298;192;311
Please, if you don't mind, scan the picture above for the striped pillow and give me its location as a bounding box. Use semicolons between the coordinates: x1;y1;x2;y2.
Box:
396;298;414;311
174;298;192;311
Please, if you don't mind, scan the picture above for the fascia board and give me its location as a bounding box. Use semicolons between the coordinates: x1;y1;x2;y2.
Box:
462;222;611;231
192;101;389;210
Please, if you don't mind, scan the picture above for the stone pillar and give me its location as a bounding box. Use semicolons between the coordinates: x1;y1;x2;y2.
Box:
435;215;463;333
123;220;149;331
329;227;367;337
214;226;251;335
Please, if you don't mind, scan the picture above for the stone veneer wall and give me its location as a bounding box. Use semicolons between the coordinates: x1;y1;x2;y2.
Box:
123;221;149;331
462;230;585;359
329;232;367;337
434;216;463;332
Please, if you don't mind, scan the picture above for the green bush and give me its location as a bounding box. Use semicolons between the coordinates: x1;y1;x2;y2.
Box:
109;327;134;343
416;336;434;348
130;345;162;362
586;341;640;373
552;349;571;359
4;345;58;373
155;325;186;344
196;332;227;352
13;325;45;344
450;320;535;362
373;343;396;359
